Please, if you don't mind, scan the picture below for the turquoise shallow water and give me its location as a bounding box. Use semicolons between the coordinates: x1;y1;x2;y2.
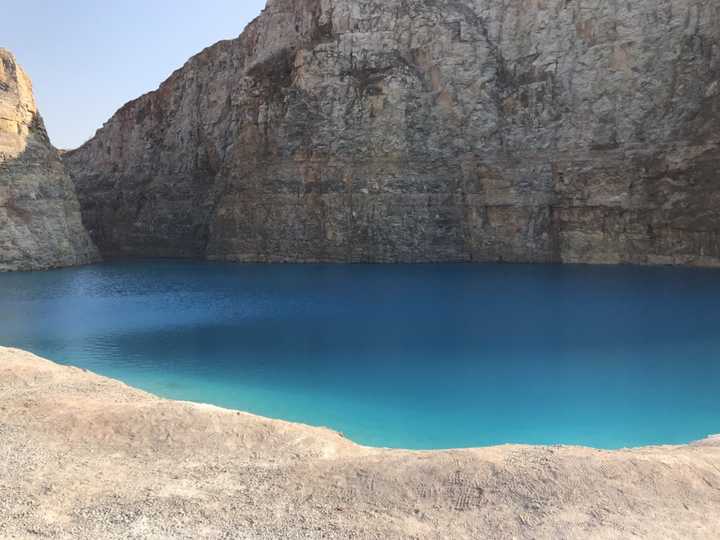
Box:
1;260;719;449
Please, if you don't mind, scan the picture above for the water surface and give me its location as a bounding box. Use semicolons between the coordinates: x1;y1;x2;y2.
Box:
1;260;718;449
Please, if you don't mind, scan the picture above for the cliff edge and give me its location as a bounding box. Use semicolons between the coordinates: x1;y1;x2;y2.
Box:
0;49;98;271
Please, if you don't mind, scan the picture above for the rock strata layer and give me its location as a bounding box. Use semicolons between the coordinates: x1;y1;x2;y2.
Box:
1;347;720;539
66;0;720;265
0;49;98;271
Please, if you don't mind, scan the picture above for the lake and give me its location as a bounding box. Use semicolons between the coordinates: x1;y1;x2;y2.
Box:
1;260;718;449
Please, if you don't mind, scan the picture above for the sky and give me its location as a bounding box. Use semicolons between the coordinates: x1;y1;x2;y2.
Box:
3;0;266;149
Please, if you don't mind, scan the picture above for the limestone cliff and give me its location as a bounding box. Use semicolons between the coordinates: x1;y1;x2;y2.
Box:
65;0;720;265
0;49;98;271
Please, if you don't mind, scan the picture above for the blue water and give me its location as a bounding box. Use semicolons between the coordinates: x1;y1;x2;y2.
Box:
1;260;719;449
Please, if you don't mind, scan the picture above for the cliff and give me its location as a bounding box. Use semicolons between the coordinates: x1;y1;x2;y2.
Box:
2;347;719;538
0;49;99;271
65;0;720;265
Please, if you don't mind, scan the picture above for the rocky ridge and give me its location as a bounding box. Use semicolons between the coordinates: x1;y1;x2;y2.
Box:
65;0;720;265
0;49;98;271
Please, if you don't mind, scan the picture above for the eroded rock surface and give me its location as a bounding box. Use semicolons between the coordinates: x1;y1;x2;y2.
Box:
65;0;720;264
1;347;719;539
0;49;98;271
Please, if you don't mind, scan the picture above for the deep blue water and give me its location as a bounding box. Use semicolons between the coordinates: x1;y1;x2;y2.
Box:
1;260;719;449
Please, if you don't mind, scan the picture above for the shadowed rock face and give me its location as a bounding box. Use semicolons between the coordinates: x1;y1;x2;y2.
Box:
65;0;720;265
0;49;99;271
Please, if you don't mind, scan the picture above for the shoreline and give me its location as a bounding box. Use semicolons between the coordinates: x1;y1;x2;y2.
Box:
124;385;720;454
2;346;720;538
7;256;720;275
14;344;719;453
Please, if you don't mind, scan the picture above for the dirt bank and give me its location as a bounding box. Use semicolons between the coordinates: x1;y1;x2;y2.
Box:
1;347;719;539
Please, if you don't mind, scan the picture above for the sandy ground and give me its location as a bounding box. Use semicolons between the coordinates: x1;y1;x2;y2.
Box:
1;347;719;539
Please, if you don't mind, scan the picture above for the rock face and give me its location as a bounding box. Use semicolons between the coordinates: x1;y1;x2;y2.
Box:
65;0;720;265
0;49;98;271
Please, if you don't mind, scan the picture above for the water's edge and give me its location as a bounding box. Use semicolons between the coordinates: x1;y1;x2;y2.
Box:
5;345;720;540
13;347;715;453
4;260;720;449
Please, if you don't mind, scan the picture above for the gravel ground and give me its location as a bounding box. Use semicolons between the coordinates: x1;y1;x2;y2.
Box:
1;347;719;539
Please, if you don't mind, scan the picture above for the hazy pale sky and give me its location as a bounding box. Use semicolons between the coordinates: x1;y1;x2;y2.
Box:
4;0;266;149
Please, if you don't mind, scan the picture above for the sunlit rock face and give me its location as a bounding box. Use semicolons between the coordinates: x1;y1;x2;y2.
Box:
65;0;720;265
0;49;98;271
